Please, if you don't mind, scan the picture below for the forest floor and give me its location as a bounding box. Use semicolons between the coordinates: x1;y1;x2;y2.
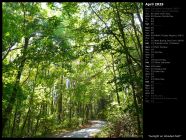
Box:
53;120;106;138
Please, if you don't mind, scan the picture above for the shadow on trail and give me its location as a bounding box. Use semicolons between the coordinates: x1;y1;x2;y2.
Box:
56;120;106;138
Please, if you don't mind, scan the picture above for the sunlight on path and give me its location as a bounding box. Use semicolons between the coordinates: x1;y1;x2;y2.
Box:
57;120;106;138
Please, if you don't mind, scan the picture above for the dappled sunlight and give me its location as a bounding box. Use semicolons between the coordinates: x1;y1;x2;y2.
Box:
3;2;142;138
59;121;106;138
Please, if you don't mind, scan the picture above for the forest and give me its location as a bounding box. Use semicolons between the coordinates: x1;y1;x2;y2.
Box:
2;2;143;138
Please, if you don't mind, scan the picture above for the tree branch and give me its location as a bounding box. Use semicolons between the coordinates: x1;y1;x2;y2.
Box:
89;3;141;67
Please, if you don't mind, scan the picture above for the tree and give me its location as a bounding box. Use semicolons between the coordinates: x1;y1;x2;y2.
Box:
3;2;143;137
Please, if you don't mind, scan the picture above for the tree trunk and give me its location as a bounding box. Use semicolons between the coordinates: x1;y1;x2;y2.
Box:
111;52;120;105
11;102;18;137
57;75;63;122
135;3;143;31
20;108;30;136
113;3;142;135
127;56;142;136
131;13;143;66
57;93;62;122
2;37;29;132
34;105;42;136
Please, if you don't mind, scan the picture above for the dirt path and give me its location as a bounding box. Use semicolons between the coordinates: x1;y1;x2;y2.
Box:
55;120;106;138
